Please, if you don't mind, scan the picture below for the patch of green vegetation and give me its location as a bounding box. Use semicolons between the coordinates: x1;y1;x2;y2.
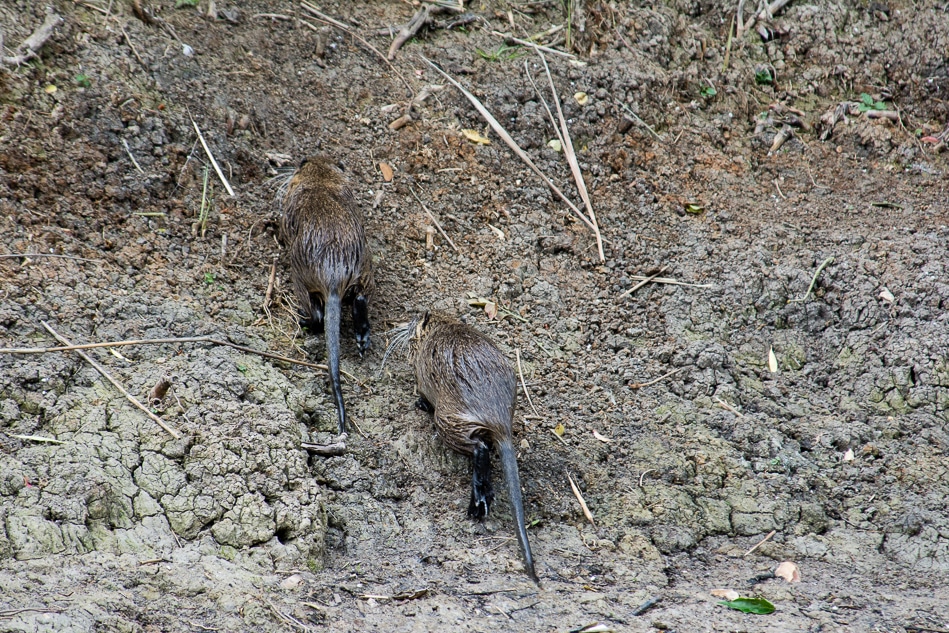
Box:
175;0;199;7
754;68;773;85
74;74;91;88
857;92;886;112
203;272;216;284
476;43;524;62
700;85;717;98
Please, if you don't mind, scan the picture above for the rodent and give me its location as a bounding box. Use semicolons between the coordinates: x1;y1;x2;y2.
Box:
279;156;373;434
389;311;538;582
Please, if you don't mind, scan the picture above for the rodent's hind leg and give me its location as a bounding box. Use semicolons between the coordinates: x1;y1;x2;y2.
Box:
415;395;435;414
351;292;370;355
467;441;495;520
298;292;325;333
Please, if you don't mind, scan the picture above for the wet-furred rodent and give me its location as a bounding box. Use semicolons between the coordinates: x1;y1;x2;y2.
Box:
279;156;373;434
390;311;537;582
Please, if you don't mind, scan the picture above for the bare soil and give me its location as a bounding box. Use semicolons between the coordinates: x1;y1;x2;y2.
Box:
2;1;948;631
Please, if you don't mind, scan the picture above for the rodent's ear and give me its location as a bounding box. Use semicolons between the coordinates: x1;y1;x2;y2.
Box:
336;160;346;172
414;311;430;339
299;157;309;168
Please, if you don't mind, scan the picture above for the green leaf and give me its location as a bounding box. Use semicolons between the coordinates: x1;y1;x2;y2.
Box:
718;598;776;614
176;0;199;6
860;93;874;106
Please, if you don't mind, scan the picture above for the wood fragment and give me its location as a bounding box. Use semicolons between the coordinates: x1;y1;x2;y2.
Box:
618;266;668;299
515;349;540;417
865;109;900;122
148;375;173;404
0;335;357;382
191;119;235;197
625;274;712;289
537;51;605;262
388;5;431;60
787;256;834;303
713;395;744;418
120;24;148;71
409;187;458;252
567;471;596;527
615;100;662;141
421;56;600;242
743;529;777;556
1;8;63;66
123;138;145;174
490;30;576;59
40;322;182;439
300;441;347;456
742;0;793;34
263;261;277;313
0;253;103;263
299;2;413;96
631;596;662;616
9;434;66;445
629;367;682;390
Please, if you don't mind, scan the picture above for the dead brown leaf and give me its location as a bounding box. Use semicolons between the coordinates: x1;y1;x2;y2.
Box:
774;561;801;583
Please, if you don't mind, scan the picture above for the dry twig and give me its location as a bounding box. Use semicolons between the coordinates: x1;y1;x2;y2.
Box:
615;100;662;141
714;395;744;418
741;0;793;35
300;441;347;456
409;187;458;251
744;529;776;556
537;51;604;261
787;256;834;303
122;138;145;174
1;8;63;65
629;367;683;390
490;30;576;59
40;322;182;439
9;433;65;445
299;1;413;95
514;349;540;417
191;118;235;197
619;266;668;299
421;56;600;244
0;253;103;263
0;335;357;382
567;471;595;527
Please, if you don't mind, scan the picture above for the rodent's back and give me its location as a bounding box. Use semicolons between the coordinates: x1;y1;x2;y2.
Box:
280;157;371;295
413;320;517;452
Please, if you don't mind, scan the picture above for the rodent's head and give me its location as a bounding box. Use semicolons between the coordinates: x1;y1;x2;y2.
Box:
294;156;347;186
381;311;450;369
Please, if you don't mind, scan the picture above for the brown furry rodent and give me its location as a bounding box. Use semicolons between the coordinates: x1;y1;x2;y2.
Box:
389;312;538;582
279;156;373;434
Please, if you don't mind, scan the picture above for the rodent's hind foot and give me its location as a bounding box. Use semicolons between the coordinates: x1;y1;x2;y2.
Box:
467;443;494;520
355;331;371;356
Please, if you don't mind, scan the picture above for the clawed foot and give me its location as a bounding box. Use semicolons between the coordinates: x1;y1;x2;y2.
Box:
467;443;494;520
355;330;371;356
415;396;434;414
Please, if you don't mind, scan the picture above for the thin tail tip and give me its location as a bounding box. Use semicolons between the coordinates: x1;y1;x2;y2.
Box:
525;562;540;584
